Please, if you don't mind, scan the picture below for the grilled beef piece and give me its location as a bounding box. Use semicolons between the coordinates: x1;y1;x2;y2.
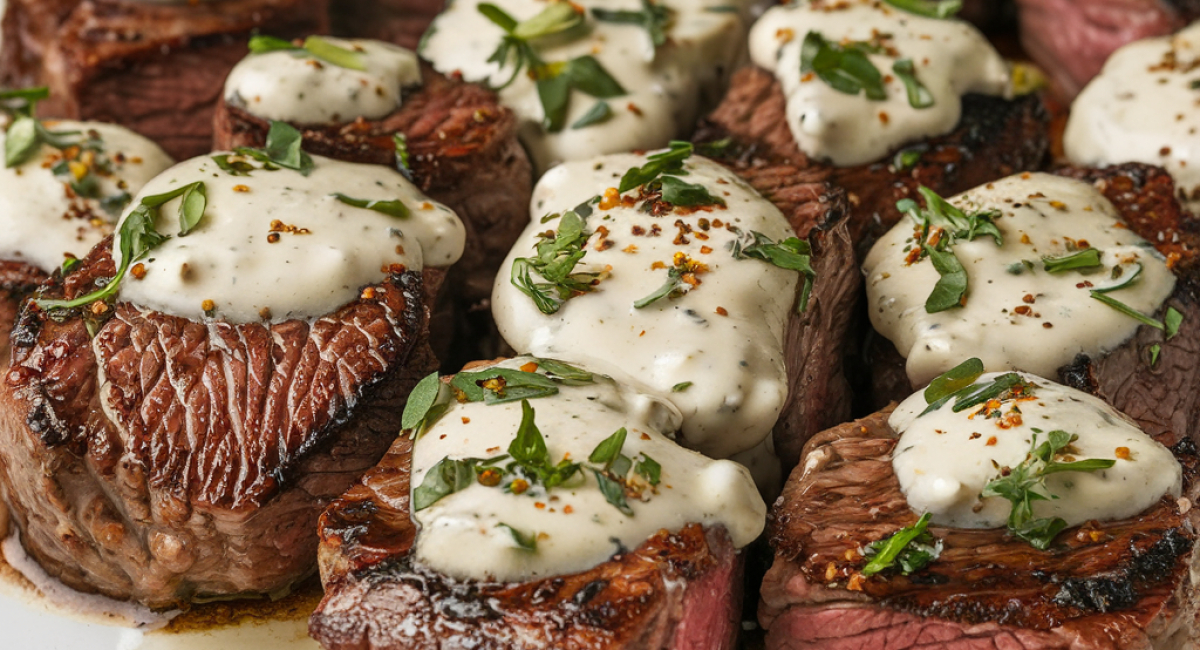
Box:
0;262;46;366
866;164;1200;432
694;67;1049;255
0;238;441;608
1015;0;1200;102
760;409;1200;650
213;63;532;314
310;435;745;650
330;0;443;50
3;0;329;160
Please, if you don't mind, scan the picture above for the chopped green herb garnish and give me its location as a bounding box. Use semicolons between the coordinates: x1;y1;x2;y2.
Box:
634;453;661;486
496;523;539;551
402;371;450;437
588;427;628;470
1086;262;1174;331
672;381;693;392
883;0;962;18
801;31;886;100
511;205;605;314
412;456;479;511
479;2;584;88
451;368;560;404
571;101;613;129
535;55;626;132
1165;306;1183;339
898;186;1003;313
981;430;1116;549
592;468;634;516
332;193;410;219
592;0;672;48
892;59;934;108
247;35;367;71
1042;248;1103;273
730;230;816;313
920;369;1035;417
232;121;314;176
1150;343;1162;366
922;357;984;405
532;358;594;384
508;400;583;489
619;140;692;193
0;86;48;119
861;513;942;576
393;132;412;180
893;146;925;172
659;175;726;208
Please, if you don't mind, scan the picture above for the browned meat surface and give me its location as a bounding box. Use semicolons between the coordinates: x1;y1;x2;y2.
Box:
1015;0;1200;102
760;410;1200;650
213;63;533;313
866;164;1200;438
695;67;1049;254
0;238;439;608
331;0;443;50
310;435;744;650
8;0;329;160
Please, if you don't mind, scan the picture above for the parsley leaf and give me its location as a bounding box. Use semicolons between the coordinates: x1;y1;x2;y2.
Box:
981;430;1116;549
801;31;886;100
535;55;626;132
730;230;816;312
233;121;314;176
1042;248;1102;273
592;0;672;48
247;35;367;71
898;186;1002;313
511;205;605;314
619;141;692;192
480;2;585;89
393;133;413;181
922;357;984;405
402;371;450;437
861;513;942;576
892;58;934;109
496;523;538;551
588;427;628;469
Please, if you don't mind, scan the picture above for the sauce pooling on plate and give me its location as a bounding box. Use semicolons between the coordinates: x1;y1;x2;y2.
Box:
115;152;464;323
225;37;421;125
411;357;766;583
864;173;1176;387
421;0;751;173
1066;21;1200;214
0;121;172;272
890;371;1181;529
748;0;1010;166
491;149;802;461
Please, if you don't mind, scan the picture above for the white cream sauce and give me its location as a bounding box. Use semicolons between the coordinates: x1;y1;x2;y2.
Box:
422;0;752;173
224;38;421;125
115;153;464;323
748;0;1010;166
0;121;172;272
891;372;1182;529
412;357;766;583
1066;21;1200;214
492;152;800;460
864;173;1177;388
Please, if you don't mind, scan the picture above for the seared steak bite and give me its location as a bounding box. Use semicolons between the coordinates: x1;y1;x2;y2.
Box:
330;0;444;50
2;0;329;160
761;397;1199;649
0;148;464;608
213;58;532;313
311;357;765;649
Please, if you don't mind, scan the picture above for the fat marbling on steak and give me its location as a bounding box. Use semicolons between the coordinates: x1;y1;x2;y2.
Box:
0;237;442;608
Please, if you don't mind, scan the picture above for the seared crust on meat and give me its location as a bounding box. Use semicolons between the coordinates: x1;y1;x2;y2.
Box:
867;164;1200;443
13;0;330;159
695;66;1049;253
760;410;1200;649
311;435;744;650
0;237;438;607
213;62;533;310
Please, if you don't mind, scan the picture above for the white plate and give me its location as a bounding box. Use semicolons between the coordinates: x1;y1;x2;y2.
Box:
0;535;321;650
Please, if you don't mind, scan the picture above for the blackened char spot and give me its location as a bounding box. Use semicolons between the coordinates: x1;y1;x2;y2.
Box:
573;579;609;606
1054;529;1192;613
1057;353;1099;394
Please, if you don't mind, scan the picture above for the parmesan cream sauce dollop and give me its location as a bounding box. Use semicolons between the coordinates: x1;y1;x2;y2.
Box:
224;37;421;125
864;173;1176;388
748;0;1010;167
891;372;1181;529
421;0;752;173
0;121;172;272
492;152;799;461
115;153;464;323
1066;21;1200;214
412;357;766;583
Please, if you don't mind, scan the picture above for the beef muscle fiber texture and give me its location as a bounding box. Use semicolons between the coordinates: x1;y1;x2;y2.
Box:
760;408;1200;650
213;62;533;315
0;238;440;608
695;66;1049;255
310;434;745;650
866;164;1200;446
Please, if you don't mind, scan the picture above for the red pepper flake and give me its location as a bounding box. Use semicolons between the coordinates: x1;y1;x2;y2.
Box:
563;505;574;514
715;306;728;316
267;233;281;244
1043;322;1053;329
201;299;216;312
650;261;666;270
510;478;530;494
1014;305;1032;316
89;301;108;315
878;111;890;125
520;361;539;373
627;102;644;116
130;263;147;280
700;245;713;254
969;432;982;440
986;436;998;446
461;417;471;424
1022;294;1035;304
1115;446;1132;460
623;244;638;253
640;432;651;440
360;287;377;300
1020;233;1032;245
534;502;546;510
600;187;621;211
233;184;250;193
847;574;866;591
1160;146;1173;156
